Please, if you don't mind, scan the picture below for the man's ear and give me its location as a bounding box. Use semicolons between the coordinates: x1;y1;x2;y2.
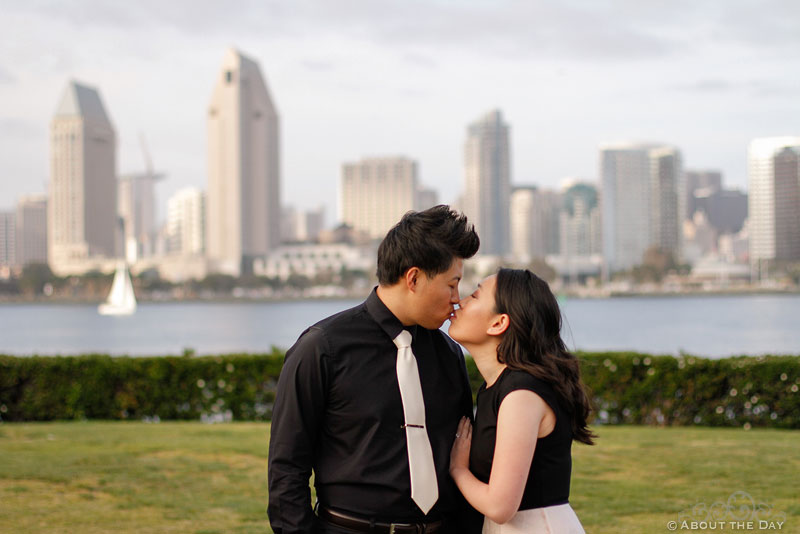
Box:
405;267;421;292
487;313;510;336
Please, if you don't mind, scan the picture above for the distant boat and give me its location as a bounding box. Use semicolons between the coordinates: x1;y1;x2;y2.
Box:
98;261;137;316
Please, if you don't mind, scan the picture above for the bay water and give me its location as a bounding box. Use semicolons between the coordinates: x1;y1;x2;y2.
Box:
1;294;798;358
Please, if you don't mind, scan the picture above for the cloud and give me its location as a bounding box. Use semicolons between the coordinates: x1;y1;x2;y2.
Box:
672;79;798;98
0;117;40;136
300;59;335;72
0;66;15;84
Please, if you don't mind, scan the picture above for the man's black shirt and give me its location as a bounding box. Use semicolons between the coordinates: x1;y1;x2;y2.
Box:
267;289;477;533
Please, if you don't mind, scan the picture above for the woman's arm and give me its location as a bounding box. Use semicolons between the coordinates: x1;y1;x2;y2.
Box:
450;390;548;524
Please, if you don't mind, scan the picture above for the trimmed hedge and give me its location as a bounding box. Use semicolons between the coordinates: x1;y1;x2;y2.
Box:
1;352;798;428
575;352;800;429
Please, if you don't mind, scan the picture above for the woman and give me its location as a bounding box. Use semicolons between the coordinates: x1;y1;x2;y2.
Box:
448;268;595;533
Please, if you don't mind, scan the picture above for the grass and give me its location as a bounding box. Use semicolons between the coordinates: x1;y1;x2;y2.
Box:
0;423;798;534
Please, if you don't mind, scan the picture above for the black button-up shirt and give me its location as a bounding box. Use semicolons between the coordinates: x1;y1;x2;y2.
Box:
268;288;478;533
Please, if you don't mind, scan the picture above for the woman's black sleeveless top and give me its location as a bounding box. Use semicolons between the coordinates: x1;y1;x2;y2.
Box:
469;368;573;509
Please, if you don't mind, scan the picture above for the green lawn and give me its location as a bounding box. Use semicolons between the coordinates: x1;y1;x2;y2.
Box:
1;423;797;533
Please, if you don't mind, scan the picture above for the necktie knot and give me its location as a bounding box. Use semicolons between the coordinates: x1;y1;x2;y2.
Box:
393;330;412;349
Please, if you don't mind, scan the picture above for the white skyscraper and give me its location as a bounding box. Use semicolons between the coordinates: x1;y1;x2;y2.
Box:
15;194;48;267
601;143;684;273
464;110;511;256
207;48;280;276
748;137;800;271
510;186;560;263
49;81;117;273
339;156;418;239
167;188;206;256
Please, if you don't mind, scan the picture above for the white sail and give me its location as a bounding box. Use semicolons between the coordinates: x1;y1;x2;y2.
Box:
98;261;137;315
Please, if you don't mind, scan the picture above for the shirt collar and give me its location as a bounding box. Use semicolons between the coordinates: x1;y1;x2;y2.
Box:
365;286;418;342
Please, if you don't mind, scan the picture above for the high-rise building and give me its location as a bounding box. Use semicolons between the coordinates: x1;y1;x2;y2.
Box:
207;48;280;276
0;212;15;269
748;137;800;266
281;205;325;243
416;187;439;211
166;187;206;256
685;170;722;219
601;143;684;273
463;110;511;256
15;194;48;267
560;181;601;258
49;81;117;273
118;171;164;261
650;147;684;257
693;188;748;235
339;156;418;239
510;186;560;263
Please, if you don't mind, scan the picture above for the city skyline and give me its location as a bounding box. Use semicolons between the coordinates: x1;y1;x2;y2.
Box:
2;1;799;223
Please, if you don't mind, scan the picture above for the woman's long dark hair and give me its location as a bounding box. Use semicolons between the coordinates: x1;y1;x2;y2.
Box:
494;268;596;445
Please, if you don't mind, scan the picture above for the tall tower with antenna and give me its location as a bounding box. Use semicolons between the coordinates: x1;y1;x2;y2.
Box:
117;133;164;262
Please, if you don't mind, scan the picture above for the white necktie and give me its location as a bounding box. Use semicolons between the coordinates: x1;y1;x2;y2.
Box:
393;329;439;515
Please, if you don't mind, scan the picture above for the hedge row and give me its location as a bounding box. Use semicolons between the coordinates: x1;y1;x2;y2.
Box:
1;352;798;428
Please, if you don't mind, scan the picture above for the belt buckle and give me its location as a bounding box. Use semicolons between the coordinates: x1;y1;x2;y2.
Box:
388;522;422;534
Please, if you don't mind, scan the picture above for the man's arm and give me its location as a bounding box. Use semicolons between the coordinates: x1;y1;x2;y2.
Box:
268;327;329;534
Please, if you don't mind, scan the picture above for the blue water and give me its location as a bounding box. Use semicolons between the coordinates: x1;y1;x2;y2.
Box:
1;294;798;358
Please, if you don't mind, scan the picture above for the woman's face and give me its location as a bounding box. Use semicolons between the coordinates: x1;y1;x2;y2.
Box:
448;274;500;346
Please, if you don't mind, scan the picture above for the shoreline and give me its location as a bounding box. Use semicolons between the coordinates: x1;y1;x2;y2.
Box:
2;286;799;305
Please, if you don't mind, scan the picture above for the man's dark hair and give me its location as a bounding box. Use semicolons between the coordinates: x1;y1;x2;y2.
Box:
376;205;480;285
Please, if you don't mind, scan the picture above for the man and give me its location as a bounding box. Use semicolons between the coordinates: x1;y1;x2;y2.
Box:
268;205;481;533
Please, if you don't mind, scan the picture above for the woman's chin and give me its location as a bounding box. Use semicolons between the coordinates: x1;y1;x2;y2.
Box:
448;325;462;342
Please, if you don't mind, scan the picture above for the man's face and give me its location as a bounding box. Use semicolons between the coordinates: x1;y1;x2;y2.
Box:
412;258;464;329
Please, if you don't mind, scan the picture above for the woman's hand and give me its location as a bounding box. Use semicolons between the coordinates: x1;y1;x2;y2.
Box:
449;416;472;477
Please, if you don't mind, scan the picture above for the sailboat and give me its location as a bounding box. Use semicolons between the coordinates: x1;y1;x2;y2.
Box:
99;261;137;316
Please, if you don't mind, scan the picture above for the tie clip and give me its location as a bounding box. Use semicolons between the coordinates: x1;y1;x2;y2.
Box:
401;424;425;429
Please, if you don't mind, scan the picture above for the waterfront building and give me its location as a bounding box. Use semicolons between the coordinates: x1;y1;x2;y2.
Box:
339;156;418;239
510;186;560;263
207;48;280;276
48;81;117;274
118;171;164;261
253;242;374;282
601;143;684;273
0;211;15;270
416;187;439;211
748;137;800;271
560;181;601;257
685;170;722;220
166;187;206;256
463;110;511;256
281;205;326;243
15;194;48;267
693;188;748;236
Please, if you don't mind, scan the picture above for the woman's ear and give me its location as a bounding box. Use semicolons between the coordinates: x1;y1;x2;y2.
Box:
487;313;510;336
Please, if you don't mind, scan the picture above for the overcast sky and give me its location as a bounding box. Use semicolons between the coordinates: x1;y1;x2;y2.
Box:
2;0;799;224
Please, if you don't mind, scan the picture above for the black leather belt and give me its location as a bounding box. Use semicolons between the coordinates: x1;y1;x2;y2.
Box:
319;507;443;533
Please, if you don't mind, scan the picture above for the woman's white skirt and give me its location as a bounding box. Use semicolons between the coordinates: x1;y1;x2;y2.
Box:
482;503;585;534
